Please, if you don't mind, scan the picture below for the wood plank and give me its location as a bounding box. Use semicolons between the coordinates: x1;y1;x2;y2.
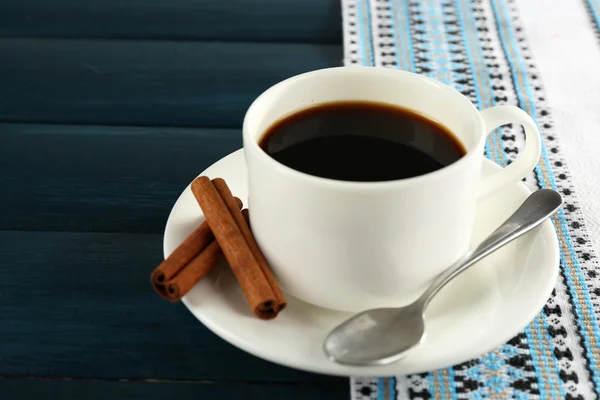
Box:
0;0;342;44
0;379;347;399
0;230;345;384
0;123;240;233
0;39;342;127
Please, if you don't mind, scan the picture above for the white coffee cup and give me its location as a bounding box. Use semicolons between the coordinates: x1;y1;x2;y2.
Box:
242;66;541;312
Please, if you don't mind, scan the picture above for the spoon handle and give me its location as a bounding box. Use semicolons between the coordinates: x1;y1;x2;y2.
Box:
418;189;563;309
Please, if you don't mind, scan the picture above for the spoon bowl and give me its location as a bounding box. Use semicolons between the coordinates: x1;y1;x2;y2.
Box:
324;304;425;366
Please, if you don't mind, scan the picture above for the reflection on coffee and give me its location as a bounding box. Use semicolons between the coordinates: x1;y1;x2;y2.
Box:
259;101;466;182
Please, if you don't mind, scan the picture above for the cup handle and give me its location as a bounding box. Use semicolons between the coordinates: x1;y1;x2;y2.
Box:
477;105;542;199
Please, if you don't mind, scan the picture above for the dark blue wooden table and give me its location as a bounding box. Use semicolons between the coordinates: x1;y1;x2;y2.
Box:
0;1;347;398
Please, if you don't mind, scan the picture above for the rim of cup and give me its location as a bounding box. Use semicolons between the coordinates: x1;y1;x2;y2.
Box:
242;66;486;192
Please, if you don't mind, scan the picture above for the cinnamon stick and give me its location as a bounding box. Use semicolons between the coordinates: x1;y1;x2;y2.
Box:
241;208;250;226
151;197;242;300
212;178;287;312
191;176;278;319
164;209;251;302
165;240;222;301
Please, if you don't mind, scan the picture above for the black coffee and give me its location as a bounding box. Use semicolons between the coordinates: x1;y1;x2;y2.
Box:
259;101;466;182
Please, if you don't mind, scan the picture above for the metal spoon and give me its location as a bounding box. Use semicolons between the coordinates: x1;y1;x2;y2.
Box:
324;188;563;366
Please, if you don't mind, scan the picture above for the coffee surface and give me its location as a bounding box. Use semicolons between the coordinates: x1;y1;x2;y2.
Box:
259;101;466;182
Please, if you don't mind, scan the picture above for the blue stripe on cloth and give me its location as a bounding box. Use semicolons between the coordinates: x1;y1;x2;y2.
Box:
365;0;375;66
356;0;367;65
357;0;374;66
447;368;457;398
426;373;436;398
389;377;397;398
438;368;457;399
584;0;600;36
375;377;396;399
493;0;600;394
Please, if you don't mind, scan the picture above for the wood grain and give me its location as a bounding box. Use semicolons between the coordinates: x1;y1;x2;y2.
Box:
0;379;347;399
0;230;345;384
0;1;348;392
0;123;240;233
0;0;342;43
0;39;342;127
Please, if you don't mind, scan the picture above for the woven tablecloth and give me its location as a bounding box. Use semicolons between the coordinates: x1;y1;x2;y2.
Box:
341;0;600;398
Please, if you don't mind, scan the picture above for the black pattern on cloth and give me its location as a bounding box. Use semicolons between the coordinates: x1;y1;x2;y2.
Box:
583;0;600;41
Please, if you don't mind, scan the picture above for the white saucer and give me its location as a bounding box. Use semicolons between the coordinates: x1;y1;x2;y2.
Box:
164;149;559;377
